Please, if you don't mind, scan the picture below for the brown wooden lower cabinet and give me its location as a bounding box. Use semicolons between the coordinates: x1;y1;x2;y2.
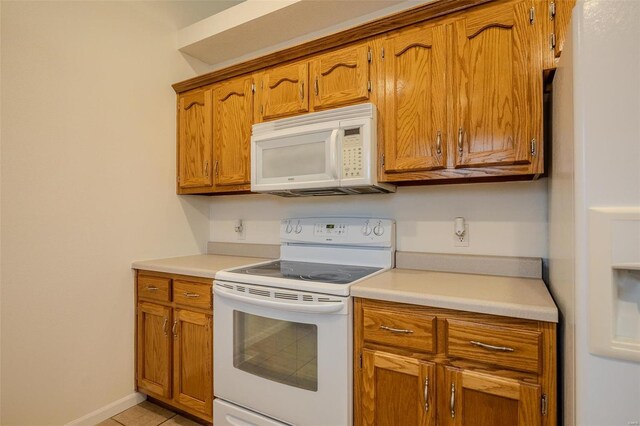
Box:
355;298;557;426
135;270;213;423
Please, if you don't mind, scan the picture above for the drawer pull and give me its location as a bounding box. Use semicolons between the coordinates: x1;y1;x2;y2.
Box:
380;325;414;334
470;340;515;352
183;292;200;298
145;286;159;291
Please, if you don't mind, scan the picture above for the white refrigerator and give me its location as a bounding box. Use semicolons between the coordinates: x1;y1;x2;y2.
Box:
548;0;640;425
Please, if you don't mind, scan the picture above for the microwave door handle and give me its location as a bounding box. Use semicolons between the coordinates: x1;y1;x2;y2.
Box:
213;285;345;314
329;129;340;179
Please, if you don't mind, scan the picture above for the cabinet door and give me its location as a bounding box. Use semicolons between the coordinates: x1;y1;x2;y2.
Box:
552;0;576;58
361;350;435;426
177;87;213;189
173;309;213;417
212;75;253;188
442;367;541;426
311;42;370;110
453;0;537;169
258;62;309;121
137;302;172;398
382;23;448;177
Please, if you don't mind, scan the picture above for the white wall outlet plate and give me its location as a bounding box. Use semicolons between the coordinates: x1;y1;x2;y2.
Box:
454;224;469;247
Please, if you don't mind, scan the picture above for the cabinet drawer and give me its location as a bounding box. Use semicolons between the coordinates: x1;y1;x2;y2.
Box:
173;280;212;310
446;319;541;373
363;306;436;353
137;276;171;302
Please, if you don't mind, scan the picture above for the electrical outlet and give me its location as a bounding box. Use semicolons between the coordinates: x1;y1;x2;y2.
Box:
235;219;245;240
454;224;469;247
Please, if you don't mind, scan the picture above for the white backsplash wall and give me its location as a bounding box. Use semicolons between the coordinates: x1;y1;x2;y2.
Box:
210;180;548;258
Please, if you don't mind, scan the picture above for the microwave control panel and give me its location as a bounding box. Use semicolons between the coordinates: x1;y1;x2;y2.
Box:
342;128;363;179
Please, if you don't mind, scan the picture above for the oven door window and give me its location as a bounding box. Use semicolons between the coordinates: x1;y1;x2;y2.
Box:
233;311;318;392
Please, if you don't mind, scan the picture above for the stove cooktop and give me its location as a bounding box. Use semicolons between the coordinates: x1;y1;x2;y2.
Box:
227;260;382;285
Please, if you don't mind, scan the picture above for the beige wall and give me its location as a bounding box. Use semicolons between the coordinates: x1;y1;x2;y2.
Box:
0;2;210;424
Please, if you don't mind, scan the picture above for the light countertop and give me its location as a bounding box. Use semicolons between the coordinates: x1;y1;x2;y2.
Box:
351;268;558;323
131;254;267;279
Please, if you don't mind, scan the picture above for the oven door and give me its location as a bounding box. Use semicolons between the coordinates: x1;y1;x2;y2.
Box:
213;281;352;426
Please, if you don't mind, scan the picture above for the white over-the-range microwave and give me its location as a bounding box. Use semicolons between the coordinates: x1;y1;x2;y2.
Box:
251;103;395;196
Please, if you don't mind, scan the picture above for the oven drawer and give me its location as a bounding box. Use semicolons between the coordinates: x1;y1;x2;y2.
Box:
173;280;212;310
137;275;171;302
363;306;436;353
446;319;541;373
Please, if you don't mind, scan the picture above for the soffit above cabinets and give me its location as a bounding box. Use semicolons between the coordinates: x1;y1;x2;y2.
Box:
178;0;430;66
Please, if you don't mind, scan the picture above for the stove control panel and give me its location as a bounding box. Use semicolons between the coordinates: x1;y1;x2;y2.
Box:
281;217;395;247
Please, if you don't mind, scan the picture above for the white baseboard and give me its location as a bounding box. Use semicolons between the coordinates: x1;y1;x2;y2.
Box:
65;392;146;426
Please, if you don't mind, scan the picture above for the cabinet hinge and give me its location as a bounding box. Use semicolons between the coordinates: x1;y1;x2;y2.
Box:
381;47;385;60
550;33;557;50
177;175;180;184
261;81;264;89
529;6;535;24
260;105;264;114
530;138;537;156
367;48;372;63
367;81;372;92
359;352;363;369
550;1;556;20
381;153;385;167
541;394;548;416
251;83;256;93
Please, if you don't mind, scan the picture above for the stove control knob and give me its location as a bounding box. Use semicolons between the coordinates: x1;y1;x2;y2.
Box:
285;221;293;234
294;221;302;234
373;221;384;236
362;221;372;236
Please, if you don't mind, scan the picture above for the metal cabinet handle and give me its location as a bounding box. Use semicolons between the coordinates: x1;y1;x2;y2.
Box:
436;130;442;155
458;127;464;154
470;340;515;352
423;377;429;412
379;325;414;334
300;82;304;101
183;292;200;298
450;383;456;418
314;77;319;96
172;320;178;338
145;286;159;291
162;318;168;336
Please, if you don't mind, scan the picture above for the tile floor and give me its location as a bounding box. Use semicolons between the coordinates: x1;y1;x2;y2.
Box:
96;400;206;426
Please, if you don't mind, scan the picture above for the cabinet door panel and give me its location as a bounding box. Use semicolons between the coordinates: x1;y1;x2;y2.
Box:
362;350;435;426
137;302;172;398
443;367;541;426
311;43;370;110
454;0;535;168
213;76;253;187
260;62;309;121
173;309;213;417
178;88;213;188
383;23;447;175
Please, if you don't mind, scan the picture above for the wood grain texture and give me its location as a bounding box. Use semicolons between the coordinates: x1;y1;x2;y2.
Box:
172;0;494;94
258;61;309;121
177;87;213;190
363;305;436;354
382;21;448;176
212;75;253;189
446;318;542;373
173;309;213;417
453;0;533;169
173;280;212;310
137;302;172;399
362;350;435;426
553;0;576;58
137;275;171;303
310;42;370;110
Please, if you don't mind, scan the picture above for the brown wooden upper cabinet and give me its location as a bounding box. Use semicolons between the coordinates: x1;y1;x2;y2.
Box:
255;61;309;122
212;75;253;191
310;41;372;110
177;87;213;191
381;22;448;180
453;0;539;170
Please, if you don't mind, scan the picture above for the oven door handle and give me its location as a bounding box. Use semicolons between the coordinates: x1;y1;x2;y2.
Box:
214;285;346;314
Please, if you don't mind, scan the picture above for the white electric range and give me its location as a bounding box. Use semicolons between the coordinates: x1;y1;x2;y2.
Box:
213;217;395;426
